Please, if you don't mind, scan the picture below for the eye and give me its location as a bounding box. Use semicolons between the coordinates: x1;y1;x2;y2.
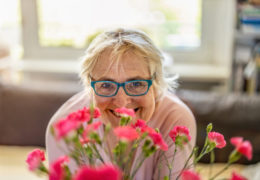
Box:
132;81;142;87
100;82;113;89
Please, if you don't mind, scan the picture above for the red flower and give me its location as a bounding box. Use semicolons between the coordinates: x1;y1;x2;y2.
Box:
85;107;101;119
230;137;253;160
169;126;191;143
54;118;81;139
74;164;122;180
67;107;91;122
81;121;102;143
148;130;168;151
208;132;226;148
132;119;147;129
115;107;135;117
83;121;102;135
114;126;139;141
180;170;201;180
230;171;247;180
49;156;69;180
26;149;45;171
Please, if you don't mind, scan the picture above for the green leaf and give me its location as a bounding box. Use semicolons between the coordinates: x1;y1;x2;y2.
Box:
85;146;93;159
206;123;213;133
120;117;127;126
155;128;160;133
89;132;102;145
64;165;72;180
105;123;111;133
50;126;55;136
164;176;169;180
228;150;241;163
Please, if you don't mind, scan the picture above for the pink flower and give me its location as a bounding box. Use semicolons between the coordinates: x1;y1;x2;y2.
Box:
68;107;91;122
81;121;102;143
83;121;102;135
230;171;247;180
132;119;147;130
85;107;101;119
148;130;168;151
115;107;135;117
80;137;93;144
26;149;45;171
53;107;96;139
54;118;81;139
169;126;191;143
208;132;226;148
114;126;139;141
49;156;69;180
74;164;122;180
180;170;201;180
230;137;253;160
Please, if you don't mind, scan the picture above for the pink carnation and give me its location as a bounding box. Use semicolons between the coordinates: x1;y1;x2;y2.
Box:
230;171;247;180
115;107;135;117
81;121;102;143
26;149;45;171
148;130;168;151
114;126;139;141
54;118;81;139
85;107;101;119
181;170;201;180
49;156;69;180
74;164;122;180
208;132;226;148
169;126;191;143
230;137;253;160
132;119;147;130
83;121;102;135
67;107;91;122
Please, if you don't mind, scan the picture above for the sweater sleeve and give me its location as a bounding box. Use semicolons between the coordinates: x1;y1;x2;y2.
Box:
45;90;89;172
152;94;197;180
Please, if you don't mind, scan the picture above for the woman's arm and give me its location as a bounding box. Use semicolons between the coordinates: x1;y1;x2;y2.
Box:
45;91;89;172
153;94;197;180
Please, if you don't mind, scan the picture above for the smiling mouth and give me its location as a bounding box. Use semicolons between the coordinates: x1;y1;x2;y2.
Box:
109;108;139;118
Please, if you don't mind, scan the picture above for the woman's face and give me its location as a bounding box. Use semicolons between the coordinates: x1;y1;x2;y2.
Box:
90;50;156;127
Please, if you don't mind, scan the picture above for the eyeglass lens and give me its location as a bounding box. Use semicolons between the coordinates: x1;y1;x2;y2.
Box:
94;80;149;96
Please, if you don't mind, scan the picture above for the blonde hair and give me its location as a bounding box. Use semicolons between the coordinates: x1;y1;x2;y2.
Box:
80;28;176;100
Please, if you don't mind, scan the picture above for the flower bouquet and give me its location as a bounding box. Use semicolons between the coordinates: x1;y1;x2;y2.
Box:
26;106;253;180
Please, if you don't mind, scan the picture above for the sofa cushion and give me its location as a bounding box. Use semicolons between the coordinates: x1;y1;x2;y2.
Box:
177;90;260;164
0;83;77;147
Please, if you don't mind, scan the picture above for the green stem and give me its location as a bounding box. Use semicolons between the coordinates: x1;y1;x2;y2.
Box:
176;147;195;180
209;163;231;180
92;144;105;163
130;153;146;179
168;146;177;179
123;139;141;177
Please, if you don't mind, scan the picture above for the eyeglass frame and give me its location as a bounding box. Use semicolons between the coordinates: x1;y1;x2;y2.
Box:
90;75;155;97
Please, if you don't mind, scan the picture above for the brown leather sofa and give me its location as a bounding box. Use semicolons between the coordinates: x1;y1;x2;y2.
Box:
1;82;259;164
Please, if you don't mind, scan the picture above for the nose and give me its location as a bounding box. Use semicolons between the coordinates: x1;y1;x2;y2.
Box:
112;87;131;107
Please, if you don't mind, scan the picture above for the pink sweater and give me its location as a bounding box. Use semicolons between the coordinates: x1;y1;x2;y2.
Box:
46;91;196;180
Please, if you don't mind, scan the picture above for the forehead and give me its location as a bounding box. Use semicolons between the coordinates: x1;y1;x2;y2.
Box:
91;50;150;80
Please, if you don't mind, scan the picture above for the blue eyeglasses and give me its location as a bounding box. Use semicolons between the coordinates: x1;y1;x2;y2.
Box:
91;77;154;97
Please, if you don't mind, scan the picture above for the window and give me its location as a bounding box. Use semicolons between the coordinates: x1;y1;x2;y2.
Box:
0;0;22;58
37;0;201;50
20;0;234;68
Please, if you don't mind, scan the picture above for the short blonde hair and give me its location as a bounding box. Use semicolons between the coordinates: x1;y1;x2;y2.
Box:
80;28;174;99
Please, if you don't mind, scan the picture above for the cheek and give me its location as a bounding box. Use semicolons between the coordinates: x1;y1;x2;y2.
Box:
138;89;156;118
94;95;111;111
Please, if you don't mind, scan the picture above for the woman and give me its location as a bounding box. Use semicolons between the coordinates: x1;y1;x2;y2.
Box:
46;28;196;179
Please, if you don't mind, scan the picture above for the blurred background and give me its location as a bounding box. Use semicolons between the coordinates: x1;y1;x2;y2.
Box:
1;0;260;179
0;0;234;92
